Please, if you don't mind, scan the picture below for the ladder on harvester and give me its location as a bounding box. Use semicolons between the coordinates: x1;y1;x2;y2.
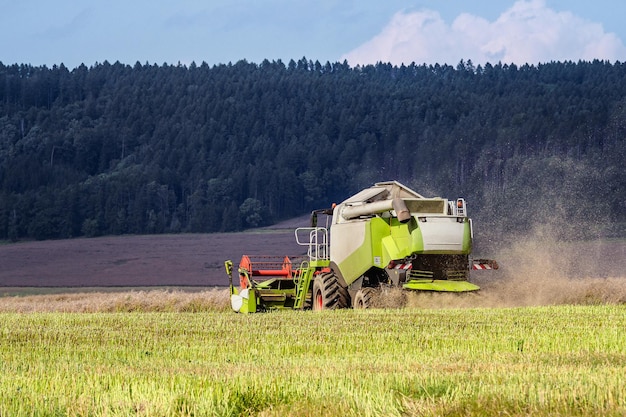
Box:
294;261;314;309
293;227;330;309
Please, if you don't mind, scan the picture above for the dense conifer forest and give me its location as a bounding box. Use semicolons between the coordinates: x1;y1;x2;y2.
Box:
0;58;624;242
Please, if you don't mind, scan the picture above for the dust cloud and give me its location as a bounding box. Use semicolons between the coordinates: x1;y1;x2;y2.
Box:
395;224;626;309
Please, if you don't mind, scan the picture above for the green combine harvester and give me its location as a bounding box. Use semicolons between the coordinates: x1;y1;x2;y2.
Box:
225;181;498;313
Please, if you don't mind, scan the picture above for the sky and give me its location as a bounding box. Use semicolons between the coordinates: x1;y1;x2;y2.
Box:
2;0;626;69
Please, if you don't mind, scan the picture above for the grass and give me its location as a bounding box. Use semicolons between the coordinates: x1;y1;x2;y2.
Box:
1;305;625;416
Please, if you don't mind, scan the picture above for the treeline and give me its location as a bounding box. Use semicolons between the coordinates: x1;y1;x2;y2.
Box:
0;58;624;242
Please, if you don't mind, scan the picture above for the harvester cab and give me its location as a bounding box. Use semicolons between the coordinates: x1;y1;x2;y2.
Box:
225;180;498;313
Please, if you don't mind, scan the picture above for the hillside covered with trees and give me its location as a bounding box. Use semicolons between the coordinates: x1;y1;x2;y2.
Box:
0;58;624;242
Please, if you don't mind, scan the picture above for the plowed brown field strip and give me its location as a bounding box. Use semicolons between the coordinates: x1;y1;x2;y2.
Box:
0;230;304;288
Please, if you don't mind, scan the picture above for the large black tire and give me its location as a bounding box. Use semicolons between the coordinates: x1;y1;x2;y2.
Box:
352;287;378;309
312;272;349;310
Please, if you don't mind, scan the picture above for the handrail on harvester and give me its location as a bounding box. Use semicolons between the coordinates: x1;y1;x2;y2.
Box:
294;227;329;264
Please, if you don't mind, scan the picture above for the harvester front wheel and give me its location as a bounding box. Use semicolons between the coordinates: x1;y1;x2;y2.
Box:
312;272;349;311
352;287;378;309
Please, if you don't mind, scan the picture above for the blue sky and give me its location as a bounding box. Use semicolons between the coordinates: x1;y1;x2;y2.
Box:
2;0;626;69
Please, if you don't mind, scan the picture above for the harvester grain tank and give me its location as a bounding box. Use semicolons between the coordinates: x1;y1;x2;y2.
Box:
225;181;498;313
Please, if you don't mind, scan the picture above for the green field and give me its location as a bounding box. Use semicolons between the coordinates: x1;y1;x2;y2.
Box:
1;306;625;416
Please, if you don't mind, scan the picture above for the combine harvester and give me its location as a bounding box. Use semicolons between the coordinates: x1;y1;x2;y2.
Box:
225;181;498;313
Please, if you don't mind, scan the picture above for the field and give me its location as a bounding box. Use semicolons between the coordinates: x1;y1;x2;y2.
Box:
1;226;626;416
1;223;625;309
0;227;307;289
1;307;625;416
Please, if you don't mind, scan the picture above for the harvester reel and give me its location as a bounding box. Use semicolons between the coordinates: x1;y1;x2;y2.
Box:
352;287;378;309
312;272;349;310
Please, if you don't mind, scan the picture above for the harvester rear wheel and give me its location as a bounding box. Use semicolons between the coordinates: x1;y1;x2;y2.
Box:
352;287;378;309
312;272;349;310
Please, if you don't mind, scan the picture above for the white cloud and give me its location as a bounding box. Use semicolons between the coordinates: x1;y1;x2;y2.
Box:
341;0;626;66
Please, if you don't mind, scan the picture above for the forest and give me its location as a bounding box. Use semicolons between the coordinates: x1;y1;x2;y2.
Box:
0;58;624;243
